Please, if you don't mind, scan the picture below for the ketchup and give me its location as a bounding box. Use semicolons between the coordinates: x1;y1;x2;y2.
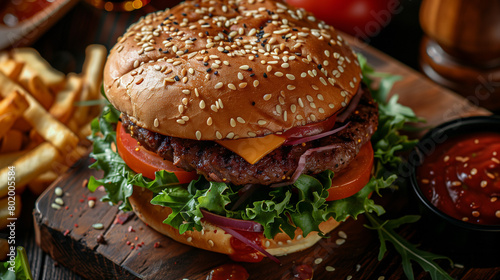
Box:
229;231;264;263
0;0;54;26
206;264;249;280
417;132;500;225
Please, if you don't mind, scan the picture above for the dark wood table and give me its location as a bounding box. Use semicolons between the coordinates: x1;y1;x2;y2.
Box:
4;1;500;279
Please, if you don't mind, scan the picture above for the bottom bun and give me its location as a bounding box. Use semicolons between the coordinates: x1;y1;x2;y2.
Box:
129;186;341;257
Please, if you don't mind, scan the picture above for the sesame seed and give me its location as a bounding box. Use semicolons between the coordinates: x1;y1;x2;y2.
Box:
263;94;272;101
470;168;477;175
314;258;323;265
336;238;346;245
226;132;235;139
154;65;161;71
228;83;236;90
216;131;223;139
230;118;237;127
481;180;488;188
281;63;290;68
196;131;202;140
173;61;182;66
238;72;244;80
182;98;188;105
211;105;218;112
258;120;267;126
207;117;213;126
181;116;189;121
182;89;190;95
444;155;450;162
286;74;295;80
154;118;159;127
287;85;296;90
51;203;61;210
248;132;257;137
237;117;245;123
178;105;184;114
451;181;462;186
214;82;223;89
208;240;215;247
274;71;283;77
284;111;288;121
472;211;480;217
199;100;206;109
92;223;104;230
253;80;260;87
239;65;250;70
176;119;185;124
338;231;347;239
239;82;248;88
55;187;63;196
265;240;270;248
326;266;335;272
496;211;500;218
329;103;335;108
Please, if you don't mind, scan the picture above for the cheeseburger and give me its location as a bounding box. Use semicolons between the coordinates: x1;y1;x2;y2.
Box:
93;0;378;262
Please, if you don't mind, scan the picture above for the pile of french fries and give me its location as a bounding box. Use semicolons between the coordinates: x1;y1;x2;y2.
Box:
0;45;107;229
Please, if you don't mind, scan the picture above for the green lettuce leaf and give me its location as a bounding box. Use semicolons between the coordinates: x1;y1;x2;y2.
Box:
0;247;34;280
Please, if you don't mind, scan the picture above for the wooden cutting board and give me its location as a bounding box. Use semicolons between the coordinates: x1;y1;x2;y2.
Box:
33;37;497;280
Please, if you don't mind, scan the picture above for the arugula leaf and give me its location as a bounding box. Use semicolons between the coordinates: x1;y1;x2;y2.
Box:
358;53;452;280
0;247;34;280
365;212;454;280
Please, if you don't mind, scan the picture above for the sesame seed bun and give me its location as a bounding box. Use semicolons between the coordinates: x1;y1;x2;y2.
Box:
103;0;362;140
129;186;340;257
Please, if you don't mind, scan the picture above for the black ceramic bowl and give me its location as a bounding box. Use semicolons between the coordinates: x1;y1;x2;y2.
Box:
408;115;500;267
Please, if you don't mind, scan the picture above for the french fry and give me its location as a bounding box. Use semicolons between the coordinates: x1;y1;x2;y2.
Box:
10;48;65;90
12;117;32;132
0;195;22;229
0;59;24;80
28;171;58;195
18;66;54;109
0;150;29;170
73;44;107;125
49;73;82;123
0;130;24;153
0;142;61;198
0;72;79;153
0;91;29;139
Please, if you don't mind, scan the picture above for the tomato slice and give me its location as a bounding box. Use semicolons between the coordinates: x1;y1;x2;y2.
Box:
116;121;199;184
326;142;373;201
282;115;337;138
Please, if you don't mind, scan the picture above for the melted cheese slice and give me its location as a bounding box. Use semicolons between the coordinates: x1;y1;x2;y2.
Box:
216;134;286;164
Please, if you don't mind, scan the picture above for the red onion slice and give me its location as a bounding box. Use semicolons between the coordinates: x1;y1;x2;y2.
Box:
283;122;350;146
201;209;263;232
231;184;259;211
219;225;281;264
336;88;363;123
271;144;341;188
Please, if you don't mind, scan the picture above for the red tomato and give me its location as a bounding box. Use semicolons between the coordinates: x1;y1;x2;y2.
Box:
282;115;336;138
116;121;199;184
326;142;373;201
285;0;395;37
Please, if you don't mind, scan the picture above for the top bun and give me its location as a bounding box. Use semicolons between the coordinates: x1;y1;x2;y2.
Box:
104;0;361;140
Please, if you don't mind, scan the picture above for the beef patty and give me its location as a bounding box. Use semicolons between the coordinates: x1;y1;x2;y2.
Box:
121;88;378;186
